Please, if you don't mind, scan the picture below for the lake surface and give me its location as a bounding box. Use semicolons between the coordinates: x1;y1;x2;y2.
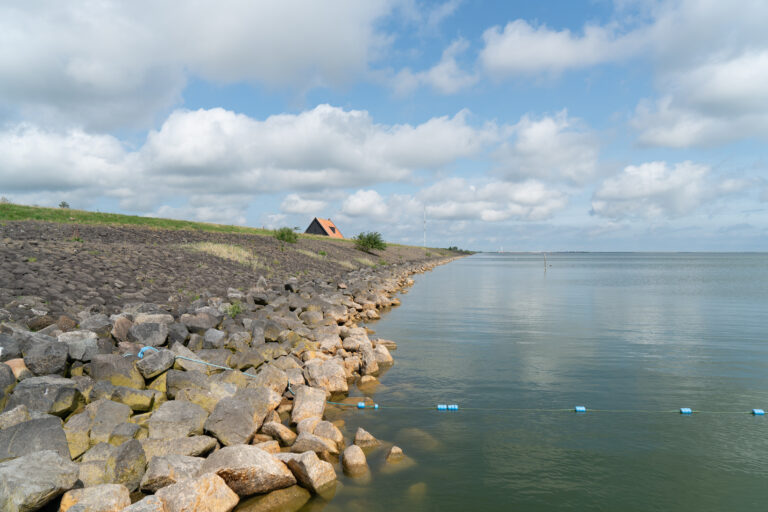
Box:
313;253;768;511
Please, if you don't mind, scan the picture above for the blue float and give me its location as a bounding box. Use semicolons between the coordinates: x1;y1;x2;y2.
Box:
752;409;765;415
448;404;459;411
357;402;366;409
437;404;448;411
680;407;693;415
574;405;586;413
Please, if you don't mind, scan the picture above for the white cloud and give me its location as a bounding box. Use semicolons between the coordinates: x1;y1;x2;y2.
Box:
393;39;478;95
341;190;390;219
280;194;328;215
495;110;599;184
479;19;645;77
0;1;393;130
591;161;746;219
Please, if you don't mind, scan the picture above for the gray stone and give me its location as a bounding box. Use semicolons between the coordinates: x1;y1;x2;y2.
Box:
374;343;394;364
179;312;218;334
88;399;133;444
79;314;112;337
59;483;131;512
167;323;189;345
5;375;83;417
342;444;368;475
136;348;175;379
165;369;210;399
313;421;344;449
303;359;347;394
23;340;68;376
0;405;29;430
149;400;209;439
353;427;381;448
129;322;169;347
0;363;15;409
134;313;175;325
57;330;99;362
105;438;147;491
203;328;227;349
63;411;92;459
360;346;379;376
290;385;326;424
140;454;205;493
290;432;338;456
109;421;143;445
0;450;78;512
246;363;287;395
155;472;239;512
198;445;296;497
122;495;165;512
90;354;145;389
140;435;217;460
234;485;311;512
0;416;70;462
204;388;281;446
170;343;210;374
111;385;156;411
261;421;298;446
275;451;337;494
0;334;21;362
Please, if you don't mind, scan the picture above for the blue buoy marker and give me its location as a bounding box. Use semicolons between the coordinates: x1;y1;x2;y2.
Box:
448;404;459;411
752;409;765;416
357;402;366;409
357;402;380;410
680;407;693;415
437;404;447;411
437;404;459;411
574;405;587;413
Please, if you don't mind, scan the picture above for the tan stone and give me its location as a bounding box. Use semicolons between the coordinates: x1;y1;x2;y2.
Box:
60;483;131;512
155;472;239;512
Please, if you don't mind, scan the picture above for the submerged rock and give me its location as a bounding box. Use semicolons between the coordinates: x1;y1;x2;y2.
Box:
342;444;368;475
234;485;311;512
275;451;337;494
353;427;381;448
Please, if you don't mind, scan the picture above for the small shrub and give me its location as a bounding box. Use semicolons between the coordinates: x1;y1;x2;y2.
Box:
274;227;298;244
318;250;327;257
0;197;10;204
59;201;70;209
227;301;242;318
354;231;386;253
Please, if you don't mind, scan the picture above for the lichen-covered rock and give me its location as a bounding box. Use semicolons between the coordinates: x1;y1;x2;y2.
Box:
105;438;147;491
165;369;210;399
275;451;336;494
261;421;297;446
109;422;144;445
204;388;280;446
63;411;92;458
90;354;145;389
353;427;381;448
140;435;217;460
136;348;175;379
342;444;368;475
149;400;209;439
6;375;83;417
290;385;325;424
0;415;70;462
59;483;131;512
0;450;78;512
155;472;239;512
88;399;133;444
140;454;204;493
111;385;156;411
198;445;296;497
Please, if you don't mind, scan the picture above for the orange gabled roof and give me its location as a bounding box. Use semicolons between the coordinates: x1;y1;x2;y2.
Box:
317;218;344;239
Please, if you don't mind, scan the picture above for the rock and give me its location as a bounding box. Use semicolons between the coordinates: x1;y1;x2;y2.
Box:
88;399;133;444
253;440;281;454
6;375;83;417
290;432;338;456
63;411;91;458
165;369;210;398
261;421;297;446
386;445;404;463
290;385;325;424
303;359;347;394
0;450;79;512
0;334;21;362
23;339;68;376
204;388;280;446
155;472;239;512
246;363;287;395
90;354;145;389
353;427;380;448
122;495;165;512
149;400;209;439
79;314;112;337
57;330;99;362
0;405;29;430
275;451;336;494
112;385;156;411
3;358;32;381
140;435;217;460
167;323;190;345
0;415;70;462
342;444;368;475
105;438;147;491
359;346;379;376
296;417;321;434
170;343;210;374
111;316;133;343
313;421;344;450
134;313;175;325
234;485;310;512
373;344;394;365
198;445;296;497
135;349;175;379
180;312;219;334
109;421;143;445
298;310;324;327
203;328;227;349
0;363;15;409
140;454;204;493
59;483;131;512
129;322;169;347
376;338;398;351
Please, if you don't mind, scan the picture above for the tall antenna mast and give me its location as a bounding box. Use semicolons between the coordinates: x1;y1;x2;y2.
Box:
423;206;426;247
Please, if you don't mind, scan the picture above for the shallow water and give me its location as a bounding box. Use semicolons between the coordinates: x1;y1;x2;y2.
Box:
307;253;768;511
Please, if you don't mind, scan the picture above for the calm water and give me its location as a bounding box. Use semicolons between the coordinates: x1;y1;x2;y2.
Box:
312;253;768;511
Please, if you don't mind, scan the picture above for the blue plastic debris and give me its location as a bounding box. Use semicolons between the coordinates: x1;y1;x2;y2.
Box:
680;407;693;415
437;404;448;411
753;409;765;415
574;406;586;413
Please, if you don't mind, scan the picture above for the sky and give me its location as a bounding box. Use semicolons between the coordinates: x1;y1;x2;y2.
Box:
1;0;767;251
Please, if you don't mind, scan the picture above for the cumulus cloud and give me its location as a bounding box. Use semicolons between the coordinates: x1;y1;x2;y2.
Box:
0;1;393;130
591;161;746;219
280;194;328;215
494;110;599;184
393;39;478;95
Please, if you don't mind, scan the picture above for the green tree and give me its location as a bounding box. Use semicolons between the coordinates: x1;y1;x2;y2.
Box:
354;231;386;253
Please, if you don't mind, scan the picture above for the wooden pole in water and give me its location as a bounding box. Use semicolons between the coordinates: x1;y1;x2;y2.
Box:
543;252;547;272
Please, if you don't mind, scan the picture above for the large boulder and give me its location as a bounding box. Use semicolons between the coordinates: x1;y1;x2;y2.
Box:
5;375;83;417
105;438;147;491
57;330;99;362
136;348;175;379
23;340;68;376
0;415;70;462
140;454;204;493
0;334;21;362
140;436;217;460
261;421;297;446
303;359;347;394
179;312;219;334
155;472;239;512
313;421;344;450
290;432;338;456
234;485;310;512
165;369;210;399
204;388;281;446
88;399;133;444
0;405;29;430
246;363;287;395
373;344;394;365
60;483;131;512
90;354;145;389
342;444;368;475
353;427;381;448
0;450;79;512
198;445;296;497
275;451;336;494
129;322;169;347
290;385;326;424
148;400;209;439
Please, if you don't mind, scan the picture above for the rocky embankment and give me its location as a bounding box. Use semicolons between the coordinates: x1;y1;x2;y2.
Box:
0;226;459;511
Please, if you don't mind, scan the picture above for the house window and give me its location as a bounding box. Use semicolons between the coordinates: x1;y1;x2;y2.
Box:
330;227;336;233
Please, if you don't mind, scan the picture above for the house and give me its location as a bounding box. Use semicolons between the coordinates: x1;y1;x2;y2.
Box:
304;217;344;239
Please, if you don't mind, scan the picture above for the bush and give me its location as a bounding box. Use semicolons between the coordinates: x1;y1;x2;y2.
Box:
274;227;298;244
59;201;70;208
354;231;386;253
